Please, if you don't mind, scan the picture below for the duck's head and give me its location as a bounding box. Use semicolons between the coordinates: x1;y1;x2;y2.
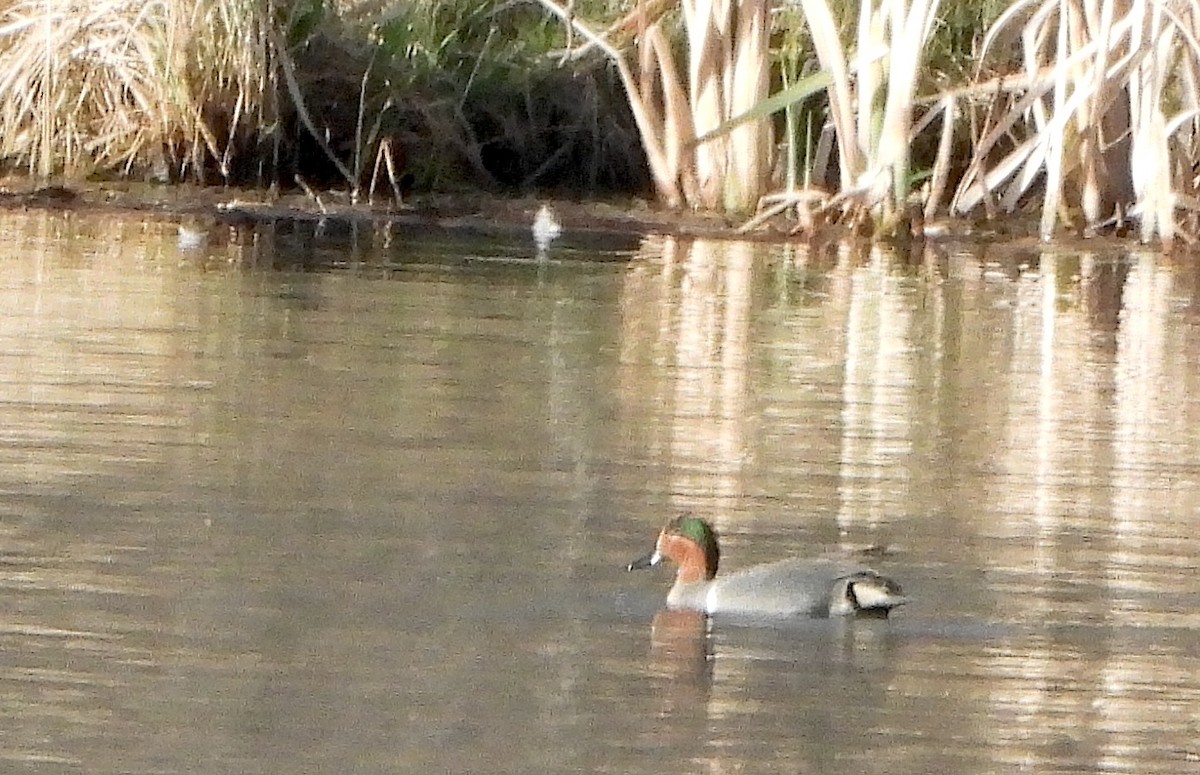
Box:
627;515;720;583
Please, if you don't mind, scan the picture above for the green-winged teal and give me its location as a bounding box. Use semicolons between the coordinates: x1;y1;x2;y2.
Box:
628;516;907;618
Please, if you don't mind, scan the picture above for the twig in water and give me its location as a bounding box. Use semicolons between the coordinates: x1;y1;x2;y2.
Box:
294;175;327;213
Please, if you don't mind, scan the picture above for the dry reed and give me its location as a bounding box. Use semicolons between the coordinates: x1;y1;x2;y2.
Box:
0;0;271;179
951;0;1200;243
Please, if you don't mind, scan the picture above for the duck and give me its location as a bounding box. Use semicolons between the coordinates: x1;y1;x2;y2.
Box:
627;515;907;619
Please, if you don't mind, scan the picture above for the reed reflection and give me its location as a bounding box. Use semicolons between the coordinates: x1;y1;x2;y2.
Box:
837;245;924;540
618;236;755;505
618;234;1200;775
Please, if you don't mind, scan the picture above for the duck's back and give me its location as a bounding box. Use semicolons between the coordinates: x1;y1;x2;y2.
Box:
704;558;871;617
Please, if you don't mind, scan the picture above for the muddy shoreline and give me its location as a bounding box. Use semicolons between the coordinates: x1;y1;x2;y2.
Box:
0;182;773;243
2;181;1129;253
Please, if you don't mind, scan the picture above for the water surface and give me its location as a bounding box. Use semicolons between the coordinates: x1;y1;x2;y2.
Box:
1;211;1199;773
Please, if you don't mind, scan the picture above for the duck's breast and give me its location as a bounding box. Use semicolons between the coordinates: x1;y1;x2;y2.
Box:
705;558;866;617
665;579;713;611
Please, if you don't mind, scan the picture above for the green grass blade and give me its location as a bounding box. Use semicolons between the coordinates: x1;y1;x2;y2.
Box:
692;69;833;146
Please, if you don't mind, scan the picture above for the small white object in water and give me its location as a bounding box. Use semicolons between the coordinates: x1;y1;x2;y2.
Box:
532;204;562;250
177;222;208;251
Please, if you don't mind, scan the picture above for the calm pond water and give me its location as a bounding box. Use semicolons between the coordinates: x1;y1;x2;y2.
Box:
1;210;1199;774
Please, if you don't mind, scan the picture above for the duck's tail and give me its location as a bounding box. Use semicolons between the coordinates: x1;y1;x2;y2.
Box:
833;571;908;617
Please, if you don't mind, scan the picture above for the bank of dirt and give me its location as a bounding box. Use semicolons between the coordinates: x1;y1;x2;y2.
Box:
0;181;761;243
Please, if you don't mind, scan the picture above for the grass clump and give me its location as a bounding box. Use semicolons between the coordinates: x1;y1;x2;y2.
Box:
0;0;647;197
0;0;274;180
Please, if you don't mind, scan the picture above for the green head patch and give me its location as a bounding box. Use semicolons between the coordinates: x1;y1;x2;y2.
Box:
667;515;720;579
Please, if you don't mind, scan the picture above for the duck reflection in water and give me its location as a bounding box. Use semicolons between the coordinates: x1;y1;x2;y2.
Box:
646;607;713;689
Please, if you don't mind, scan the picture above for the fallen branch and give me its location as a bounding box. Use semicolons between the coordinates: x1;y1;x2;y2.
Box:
269;25;356;190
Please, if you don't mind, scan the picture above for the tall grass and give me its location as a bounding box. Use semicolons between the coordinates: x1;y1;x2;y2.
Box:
949;0;1200;243
796;0;944;232
536;0;1200;242
537;0;945;226
0;0;272;180
0;0;644;193
534;0;773;211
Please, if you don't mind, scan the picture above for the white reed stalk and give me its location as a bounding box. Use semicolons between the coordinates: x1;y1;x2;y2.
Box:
1037;0;1070;240
725;0;770;210
684;0;732;208
796;0;861;189
873;0;943;212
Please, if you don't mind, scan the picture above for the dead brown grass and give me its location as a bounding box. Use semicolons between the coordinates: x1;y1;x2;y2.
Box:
0;0;271;179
